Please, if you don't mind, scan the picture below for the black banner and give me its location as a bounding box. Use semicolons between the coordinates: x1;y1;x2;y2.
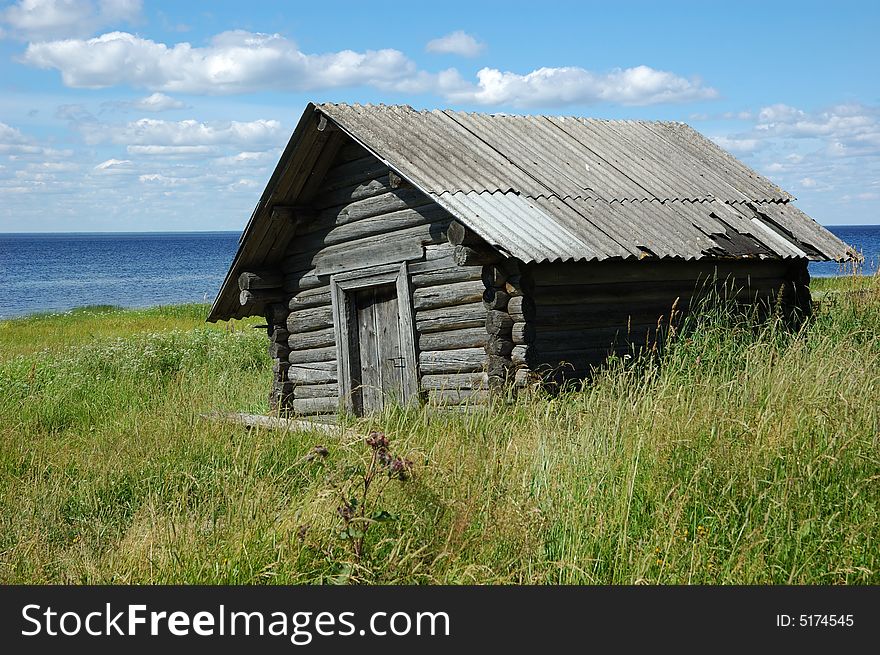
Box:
1;585;875;652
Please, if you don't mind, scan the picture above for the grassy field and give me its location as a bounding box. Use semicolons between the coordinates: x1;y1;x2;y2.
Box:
0;277;877;584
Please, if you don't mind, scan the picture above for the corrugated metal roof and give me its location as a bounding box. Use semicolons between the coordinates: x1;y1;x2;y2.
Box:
318;103;856;264
208;103;859;322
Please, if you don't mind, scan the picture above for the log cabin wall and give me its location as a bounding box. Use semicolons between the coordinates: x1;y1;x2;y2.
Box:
276;140;490;415
513;258;811;385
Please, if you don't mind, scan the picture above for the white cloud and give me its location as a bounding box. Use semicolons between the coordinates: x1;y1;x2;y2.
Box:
130;92;186;112
426;30;485;57
799;177;817;187
94;157;131;169
445;65;718;107
1;0;141;40
127;145;216;155
19;29;718;108
22;30;422;94
709;135;761;153
82;117;285;149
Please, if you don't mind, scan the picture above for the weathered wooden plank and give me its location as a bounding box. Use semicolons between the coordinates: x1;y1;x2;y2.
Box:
418;347;485;374
335;140;370;164
411;265;483;287
425;388;490;406
238;271;283;290
288;362;338;385
415;301;486;333
288;327;335;351
282;248;321;275
288;346;336;364
294;382;339;399
418;326;487;351
292;397;339;415
528;302;689;328
287;305;334;333
421;372;488;391
288;286;331;311
453;245;501;266
200;412;343;435
486;309;513;336
412;280;485;310
511;345;528;367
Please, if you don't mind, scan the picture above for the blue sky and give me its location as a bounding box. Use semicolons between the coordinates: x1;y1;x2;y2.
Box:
0;0;878;232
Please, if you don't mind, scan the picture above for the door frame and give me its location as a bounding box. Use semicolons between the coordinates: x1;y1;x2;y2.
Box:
329;262;419;414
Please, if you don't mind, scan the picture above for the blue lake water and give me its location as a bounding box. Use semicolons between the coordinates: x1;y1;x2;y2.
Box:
0;226;878;319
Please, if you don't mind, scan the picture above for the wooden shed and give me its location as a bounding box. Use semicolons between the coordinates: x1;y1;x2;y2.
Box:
208;103;857;417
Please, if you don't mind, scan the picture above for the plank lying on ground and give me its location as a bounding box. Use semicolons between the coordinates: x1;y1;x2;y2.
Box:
200;412;348;436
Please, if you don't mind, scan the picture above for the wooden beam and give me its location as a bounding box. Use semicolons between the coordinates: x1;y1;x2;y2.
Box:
238;270;283;291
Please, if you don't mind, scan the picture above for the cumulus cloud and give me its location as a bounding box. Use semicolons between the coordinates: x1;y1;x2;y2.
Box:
0;119;71;157
81;117;285;149
1;0;140;40
19;29;718;108
130;92;186;112
22;30;422;94
445;65;718;107
709;135;762;153
426;30;485;57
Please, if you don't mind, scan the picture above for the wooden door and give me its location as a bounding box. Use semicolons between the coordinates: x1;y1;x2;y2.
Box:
353;284;406;414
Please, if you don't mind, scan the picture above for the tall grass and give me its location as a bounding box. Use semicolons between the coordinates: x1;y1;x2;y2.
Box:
0;281;877;584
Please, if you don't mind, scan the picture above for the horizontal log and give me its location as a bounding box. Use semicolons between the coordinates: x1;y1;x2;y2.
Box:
421;372;488;391
288;346;337;364
312;176;390;210
483;287;510;311
529;260;790;287
320;155;388;192
297;204;451;251
418;347;485;374
422;242;456;262
418;326;487;351
291;397;339;415
416;301;486;333
240;289;285;306
288;286;331;311
508;295;536;322
413;280;485;310
486;336;514;356
511;345;528;367
288;362;338;385
314;222;446;276
447;220;487;247
528;303;688;329
425;388;490;406
238;271;283;291
286;305;334;333
335;141;370;164
512;322;532;345
288;327;335;351
411;265;483;288
282;269;327;293
294;382;339;399
486;310;513;336
453;245;501;267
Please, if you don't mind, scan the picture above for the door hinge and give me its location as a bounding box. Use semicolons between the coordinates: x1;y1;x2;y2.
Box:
387;357;406;368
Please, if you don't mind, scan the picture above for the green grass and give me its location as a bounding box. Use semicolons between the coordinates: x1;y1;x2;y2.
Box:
0;278;877;584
